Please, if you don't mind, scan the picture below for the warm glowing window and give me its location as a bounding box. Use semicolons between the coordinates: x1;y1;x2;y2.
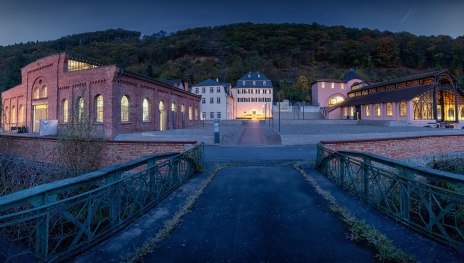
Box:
327;95;344;106
195;107;199;120
386;103;393;116
365;105;370;116
142;98;150;122
189;106;193;120
321;82;325;88
95;95;104;123
11;106;16;124
121;96;129;122
34;87;40;99
68;59;98;72
331;83;335;89
461;107;464;118
399;102;407;116
78;97;85;122
62;99;69;123
42;86;48;98
374;104;381;116
341;83;344;89
18;105;24;125
448;107;455;118
171;102;176;112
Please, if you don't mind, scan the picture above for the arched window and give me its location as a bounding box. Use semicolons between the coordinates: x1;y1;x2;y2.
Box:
34;87;40;99
77;97;85;122
195;107;199;120
95;95;104;123
386;103;393;116
327;95;344;106
365;105;370;117
374;104;381;116
18;105;24;125
62;99;69;123
11;106;16;125
171;102;176;112
121;96;130;122
142;98;150;122
189;106;193;121
42;86;48;98
399;102;407;116
4;107;9;124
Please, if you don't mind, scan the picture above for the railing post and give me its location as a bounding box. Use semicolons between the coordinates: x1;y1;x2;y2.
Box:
109;172;122;227
36;214;49;260
339;155;345;186
397;167;411;221
148;157;159;196
362;157;371;199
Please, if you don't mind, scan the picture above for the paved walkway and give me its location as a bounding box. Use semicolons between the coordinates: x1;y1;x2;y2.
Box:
144;165;374;262
237;120;264;145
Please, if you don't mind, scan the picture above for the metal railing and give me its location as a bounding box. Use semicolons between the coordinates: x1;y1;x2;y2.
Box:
0;143;204;262
316;144;464;249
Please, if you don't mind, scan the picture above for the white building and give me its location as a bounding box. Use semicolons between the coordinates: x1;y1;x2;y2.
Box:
231;72;273;119
191;79;234;120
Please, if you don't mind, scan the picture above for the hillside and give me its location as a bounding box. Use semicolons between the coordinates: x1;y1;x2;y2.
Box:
1;23;463;102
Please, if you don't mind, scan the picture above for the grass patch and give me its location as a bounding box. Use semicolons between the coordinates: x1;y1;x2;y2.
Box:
121;165;222;263
294;163;415;263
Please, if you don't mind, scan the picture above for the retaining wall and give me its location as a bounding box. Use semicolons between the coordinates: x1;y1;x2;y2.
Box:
321;135;464;160
0;134;196;168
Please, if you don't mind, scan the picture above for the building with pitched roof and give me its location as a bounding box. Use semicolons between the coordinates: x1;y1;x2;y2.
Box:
191;79;234;120
1;53;201;138
311;70;366;119
333;70;464;126
232;72;273;119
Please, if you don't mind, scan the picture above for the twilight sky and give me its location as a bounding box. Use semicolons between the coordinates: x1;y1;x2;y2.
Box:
1;0;464;46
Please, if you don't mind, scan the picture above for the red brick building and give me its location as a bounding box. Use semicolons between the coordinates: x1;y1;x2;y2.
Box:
1;53;200;138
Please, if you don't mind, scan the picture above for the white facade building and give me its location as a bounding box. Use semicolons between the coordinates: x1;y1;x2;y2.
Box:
231;72;273;119
191;79;234;120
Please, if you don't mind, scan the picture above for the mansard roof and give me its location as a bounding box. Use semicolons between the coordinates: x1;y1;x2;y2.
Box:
193;79;224;87
238;72;271;81
235;72;273;88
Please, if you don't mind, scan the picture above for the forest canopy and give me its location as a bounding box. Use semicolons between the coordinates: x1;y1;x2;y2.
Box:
1;23;463;102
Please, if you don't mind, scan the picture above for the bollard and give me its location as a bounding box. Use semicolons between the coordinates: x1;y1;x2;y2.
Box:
214;119;220;144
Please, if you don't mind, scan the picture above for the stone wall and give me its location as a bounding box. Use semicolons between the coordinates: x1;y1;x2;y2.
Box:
321;135;464;160
0;135;196;168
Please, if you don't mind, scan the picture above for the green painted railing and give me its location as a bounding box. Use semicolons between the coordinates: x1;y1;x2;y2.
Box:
0;143;204;262
316;143;464;250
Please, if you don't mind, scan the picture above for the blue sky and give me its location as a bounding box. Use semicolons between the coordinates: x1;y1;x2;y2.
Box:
1;0;464;46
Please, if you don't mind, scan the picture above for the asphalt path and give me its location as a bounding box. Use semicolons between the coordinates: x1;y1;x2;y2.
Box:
144;165;374;262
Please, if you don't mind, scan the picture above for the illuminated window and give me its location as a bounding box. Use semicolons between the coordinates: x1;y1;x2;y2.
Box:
77;97;85;122
68;59;98;72
350;106;354;117
62;99;69;123
95;95;104;123
4;107;8;124
18;105;24;125
34;87;40;99
365;105;370;117
343;107;348;117
142;98;150;122
327;95;344;106
331;83;335;89
11;106;16;125
42;86;48;98
341;83;344;89
321;82;325;88
189;106;193;120
171;102;176;112
195;107;198;120
121;96;129;122
399;102;407;116
448;107;455;118
386;103;393;116
374;104;381;116
461;106;464;118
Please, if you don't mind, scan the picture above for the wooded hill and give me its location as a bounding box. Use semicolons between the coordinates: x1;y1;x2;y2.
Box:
1;23;463;102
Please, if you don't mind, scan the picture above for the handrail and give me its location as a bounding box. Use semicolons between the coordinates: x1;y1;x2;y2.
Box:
0;143;204;261
0;152;179;211
316;143;464;249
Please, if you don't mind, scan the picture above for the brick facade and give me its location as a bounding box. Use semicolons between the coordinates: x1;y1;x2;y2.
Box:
1;53;201;138
0;135;196;168
322;135;464;160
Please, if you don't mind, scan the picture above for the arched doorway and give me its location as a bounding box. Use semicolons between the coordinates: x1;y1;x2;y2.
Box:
159;101;167;131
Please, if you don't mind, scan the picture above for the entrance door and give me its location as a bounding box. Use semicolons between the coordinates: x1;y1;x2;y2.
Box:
33;104;48;132
355;105;361;120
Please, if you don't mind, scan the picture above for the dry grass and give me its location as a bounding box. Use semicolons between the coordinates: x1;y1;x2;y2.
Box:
294;163;415;263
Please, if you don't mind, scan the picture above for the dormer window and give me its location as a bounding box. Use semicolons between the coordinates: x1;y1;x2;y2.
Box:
248;73;251;78
253;81;256;86
258;74;261;78
263;81;267;86
242;80;245;86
